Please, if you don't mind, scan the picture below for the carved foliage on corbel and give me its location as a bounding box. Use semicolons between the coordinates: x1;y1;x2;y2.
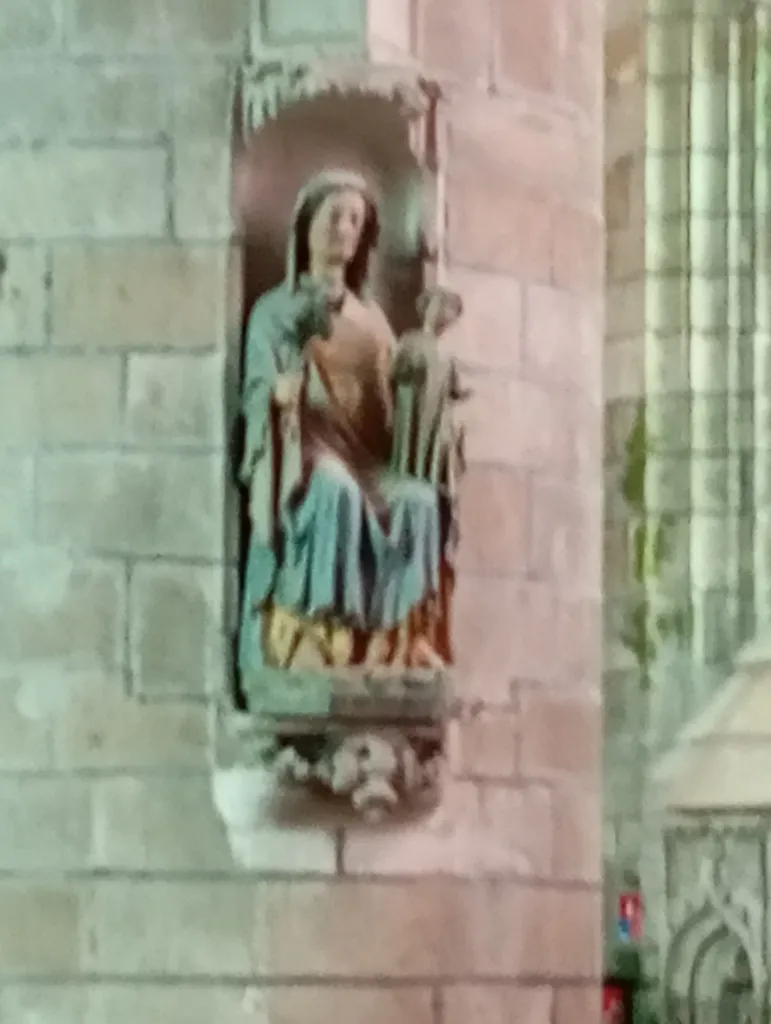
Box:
216;710;446;822
271;729;444;822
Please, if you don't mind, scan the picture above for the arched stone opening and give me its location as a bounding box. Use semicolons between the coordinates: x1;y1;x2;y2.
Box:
664;908;760;1022
219;49;465;819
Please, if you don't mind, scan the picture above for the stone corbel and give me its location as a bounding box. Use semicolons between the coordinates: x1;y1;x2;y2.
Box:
270;728;444;822
214;703;448;824
236;667;450;820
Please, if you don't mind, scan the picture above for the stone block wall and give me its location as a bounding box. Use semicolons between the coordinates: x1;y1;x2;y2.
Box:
0;0;603;1021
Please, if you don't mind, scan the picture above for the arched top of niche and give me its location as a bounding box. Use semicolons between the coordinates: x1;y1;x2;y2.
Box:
239;59;443;165
234;59;448;327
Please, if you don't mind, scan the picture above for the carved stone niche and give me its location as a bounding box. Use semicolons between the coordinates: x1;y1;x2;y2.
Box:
224;57;466;822
660;819;769;1023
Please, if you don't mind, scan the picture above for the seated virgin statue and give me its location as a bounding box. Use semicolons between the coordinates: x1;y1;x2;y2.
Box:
238;169;461;683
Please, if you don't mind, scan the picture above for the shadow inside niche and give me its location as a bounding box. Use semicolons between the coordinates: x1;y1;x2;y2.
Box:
237;92;425;330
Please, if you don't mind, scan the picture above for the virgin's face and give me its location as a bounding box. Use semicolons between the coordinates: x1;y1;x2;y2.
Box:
307;187;367;267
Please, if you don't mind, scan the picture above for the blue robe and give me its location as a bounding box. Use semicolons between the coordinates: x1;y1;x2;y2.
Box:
238;282;441;677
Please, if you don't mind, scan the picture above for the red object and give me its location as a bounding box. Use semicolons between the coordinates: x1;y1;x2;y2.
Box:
618;890;643;940
602;984;626;1024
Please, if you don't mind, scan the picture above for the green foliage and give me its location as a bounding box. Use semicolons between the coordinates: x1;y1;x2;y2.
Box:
617;401;686;687
620;403;647;514
634;996;663;1024
620;598;654;669
610;944;643;980
607;948;662;1023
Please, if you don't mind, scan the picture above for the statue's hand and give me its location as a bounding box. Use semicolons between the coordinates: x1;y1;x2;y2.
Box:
293;275;334;341
276;375;301;442
392;342;428;382
274;373;301;408
391;348;409;380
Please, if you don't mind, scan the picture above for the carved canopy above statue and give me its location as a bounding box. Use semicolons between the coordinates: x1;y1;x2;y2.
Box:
240;58;441;141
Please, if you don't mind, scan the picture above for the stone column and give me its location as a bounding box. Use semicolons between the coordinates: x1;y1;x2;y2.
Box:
754;3;771;627
232;1;604;1021
645;2;694;737
689;13;732;677
359;0;605;1019
726;11;757;646
603;0;650;920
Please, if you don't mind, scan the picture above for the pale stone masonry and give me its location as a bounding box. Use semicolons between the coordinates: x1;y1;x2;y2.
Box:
0;0;603;1022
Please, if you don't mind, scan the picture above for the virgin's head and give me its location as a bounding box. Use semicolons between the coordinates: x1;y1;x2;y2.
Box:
289;171;380;296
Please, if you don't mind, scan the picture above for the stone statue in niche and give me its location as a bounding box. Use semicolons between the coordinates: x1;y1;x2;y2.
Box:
237;169;466;817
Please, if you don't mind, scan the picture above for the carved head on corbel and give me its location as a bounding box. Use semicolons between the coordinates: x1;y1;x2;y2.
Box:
271;729;443;822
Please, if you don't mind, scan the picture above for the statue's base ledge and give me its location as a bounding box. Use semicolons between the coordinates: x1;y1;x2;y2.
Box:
239;664;451;728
